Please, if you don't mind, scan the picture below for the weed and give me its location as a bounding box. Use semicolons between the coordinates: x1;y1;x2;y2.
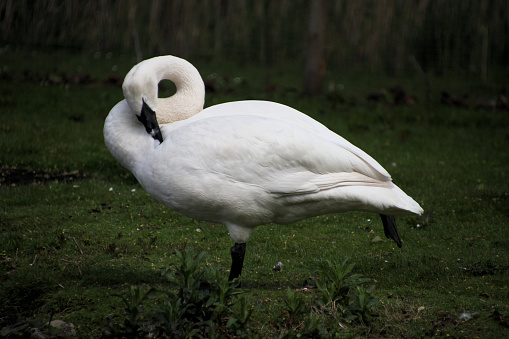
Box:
315;258;379;322
103;285;156;338
101;251;381;337
274;258;381;337
102;249;255;338
283;287;308;322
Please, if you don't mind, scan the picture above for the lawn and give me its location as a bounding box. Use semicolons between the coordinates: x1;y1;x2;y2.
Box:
1;50;508;337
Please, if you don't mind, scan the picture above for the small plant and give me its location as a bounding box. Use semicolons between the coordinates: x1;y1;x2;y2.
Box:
283;287;308;324
315;258;380;323
347;285;381;323
225;294;258;338
103;284;156;338
103;248;254;338
158;248;251;337
279;288;321;338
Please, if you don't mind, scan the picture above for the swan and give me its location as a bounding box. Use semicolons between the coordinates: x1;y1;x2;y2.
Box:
104;55;423;281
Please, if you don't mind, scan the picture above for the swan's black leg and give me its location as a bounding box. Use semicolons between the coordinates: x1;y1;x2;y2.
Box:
228;242;246;281
380;214;402;248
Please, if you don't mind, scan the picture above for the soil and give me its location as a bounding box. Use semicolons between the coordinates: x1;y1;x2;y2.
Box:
0;166;88;186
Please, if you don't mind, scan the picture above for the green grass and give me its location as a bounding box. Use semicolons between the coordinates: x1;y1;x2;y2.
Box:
1;50;508;337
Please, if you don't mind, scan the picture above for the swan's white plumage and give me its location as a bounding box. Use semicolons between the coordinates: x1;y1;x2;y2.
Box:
104;56;423;244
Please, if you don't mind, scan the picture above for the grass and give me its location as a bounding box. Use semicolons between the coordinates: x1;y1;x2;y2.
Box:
1;49;509;337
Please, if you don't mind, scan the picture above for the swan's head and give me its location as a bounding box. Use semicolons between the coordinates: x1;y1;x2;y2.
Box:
122;65;159;117
122;64;163;143
121;55;205;125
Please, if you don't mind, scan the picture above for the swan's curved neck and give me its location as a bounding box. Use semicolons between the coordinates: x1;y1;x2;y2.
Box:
123;56;205;124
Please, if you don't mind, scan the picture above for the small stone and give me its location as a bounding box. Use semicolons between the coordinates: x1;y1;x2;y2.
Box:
1;322;30;337
272;261;283;271
50;320;76;337
29;327;48;339
458;312;472;321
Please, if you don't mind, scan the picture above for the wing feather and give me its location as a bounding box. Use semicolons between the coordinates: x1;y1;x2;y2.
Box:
161;109;392;198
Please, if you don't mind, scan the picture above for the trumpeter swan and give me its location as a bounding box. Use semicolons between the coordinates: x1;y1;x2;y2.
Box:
104;55;423;281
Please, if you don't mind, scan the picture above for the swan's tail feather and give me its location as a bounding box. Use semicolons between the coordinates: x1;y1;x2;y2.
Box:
380;214;402;248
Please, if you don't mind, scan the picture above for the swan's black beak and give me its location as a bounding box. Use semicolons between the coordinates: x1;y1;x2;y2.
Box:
137;99;163;143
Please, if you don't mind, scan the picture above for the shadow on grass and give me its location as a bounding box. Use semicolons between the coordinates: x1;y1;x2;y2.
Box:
80;262;167;287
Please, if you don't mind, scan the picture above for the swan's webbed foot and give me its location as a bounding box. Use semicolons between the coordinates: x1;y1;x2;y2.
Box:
380;214;402;248
228;242;246;281
137;99;163;143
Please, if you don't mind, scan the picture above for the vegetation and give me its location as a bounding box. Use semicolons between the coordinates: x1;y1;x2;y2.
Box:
2;1;508;77
1;50;509;337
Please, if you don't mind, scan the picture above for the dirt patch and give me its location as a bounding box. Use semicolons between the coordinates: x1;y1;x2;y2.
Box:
461;260;507;277
0;166;88;186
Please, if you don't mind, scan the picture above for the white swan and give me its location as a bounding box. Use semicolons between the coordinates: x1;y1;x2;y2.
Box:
104;55;423;281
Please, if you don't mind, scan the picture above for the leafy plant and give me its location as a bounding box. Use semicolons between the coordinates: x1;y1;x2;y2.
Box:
279;288;322;338
315;258;380;323
225;294;258;338
276;258;380;337
103;284;156;338
103;248;255;338
283;287;308;324
347;285;381;323
159;248;256;337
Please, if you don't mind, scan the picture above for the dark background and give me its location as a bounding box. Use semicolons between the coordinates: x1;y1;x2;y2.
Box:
2;0;507;85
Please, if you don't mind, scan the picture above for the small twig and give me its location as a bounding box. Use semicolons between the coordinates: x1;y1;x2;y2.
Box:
73;237;84;254
45;310;55;330
30;254;38;266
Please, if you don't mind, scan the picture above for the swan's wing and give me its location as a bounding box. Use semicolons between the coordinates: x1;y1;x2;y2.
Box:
161;114;391;197
194;100;391;179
